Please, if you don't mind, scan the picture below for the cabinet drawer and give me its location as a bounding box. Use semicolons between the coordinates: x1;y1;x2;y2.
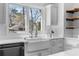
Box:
26;48;51;56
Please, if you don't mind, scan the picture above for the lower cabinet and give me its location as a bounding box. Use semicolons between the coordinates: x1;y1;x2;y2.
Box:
25;38;64;56
41;48;51;56
0;38;64;56
26;48;51;56
50;38;64;54
25;40;51;56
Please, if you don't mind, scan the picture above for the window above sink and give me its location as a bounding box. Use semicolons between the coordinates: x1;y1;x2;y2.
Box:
28;8;42;35
8;4;25;32
6;4;43;34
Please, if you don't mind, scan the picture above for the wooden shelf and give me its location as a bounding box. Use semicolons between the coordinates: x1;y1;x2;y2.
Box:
66;8;79;29
66;16;79;21
74;8;79;11
66;10;77;13
66;8;79;13
66;26;76;29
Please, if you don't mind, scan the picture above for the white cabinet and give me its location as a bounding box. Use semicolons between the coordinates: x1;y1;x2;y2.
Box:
25;39;64;56
26;48;51;56
27;51;41;56
46;4;58;26
50;38;64;54
26;41;50;51
25;40;51;56
41;48;51;56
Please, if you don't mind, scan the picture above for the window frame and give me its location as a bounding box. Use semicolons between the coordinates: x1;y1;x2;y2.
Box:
6;3;44;35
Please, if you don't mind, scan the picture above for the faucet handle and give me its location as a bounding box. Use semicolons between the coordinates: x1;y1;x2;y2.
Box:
51;30;54;33
24;37;26;40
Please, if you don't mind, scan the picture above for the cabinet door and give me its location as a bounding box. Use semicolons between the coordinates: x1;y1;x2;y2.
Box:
27;41;50;52
50;39;64;54
51;6;58;25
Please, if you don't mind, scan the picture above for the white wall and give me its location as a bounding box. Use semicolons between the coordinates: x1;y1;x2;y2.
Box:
57;3;64;38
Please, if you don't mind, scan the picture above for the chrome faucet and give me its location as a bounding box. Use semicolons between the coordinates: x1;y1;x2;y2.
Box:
50;30;54;38
35;28;38;37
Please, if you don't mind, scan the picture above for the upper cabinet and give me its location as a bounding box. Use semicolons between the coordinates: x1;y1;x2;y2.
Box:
46;4;58;26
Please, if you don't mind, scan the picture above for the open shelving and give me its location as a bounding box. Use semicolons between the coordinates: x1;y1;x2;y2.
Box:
66;26;76;29
66;8;79;13
66;8;79;29
66;16;79;21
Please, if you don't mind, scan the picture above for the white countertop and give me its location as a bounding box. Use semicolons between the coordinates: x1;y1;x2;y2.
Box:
0;37;64;45
49;48;79;56
0;39;24;44
0;38;49;45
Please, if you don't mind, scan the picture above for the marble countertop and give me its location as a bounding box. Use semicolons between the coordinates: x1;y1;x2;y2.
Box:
0;39;24;45
0;37;64;45
49;48;79;56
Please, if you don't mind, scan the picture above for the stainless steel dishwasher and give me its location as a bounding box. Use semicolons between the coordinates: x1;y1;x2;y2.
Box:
0;42;24;56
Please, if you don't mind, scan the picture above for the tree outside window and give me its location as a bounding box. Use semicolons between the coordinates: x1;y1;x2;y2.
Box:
29;8;42;34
